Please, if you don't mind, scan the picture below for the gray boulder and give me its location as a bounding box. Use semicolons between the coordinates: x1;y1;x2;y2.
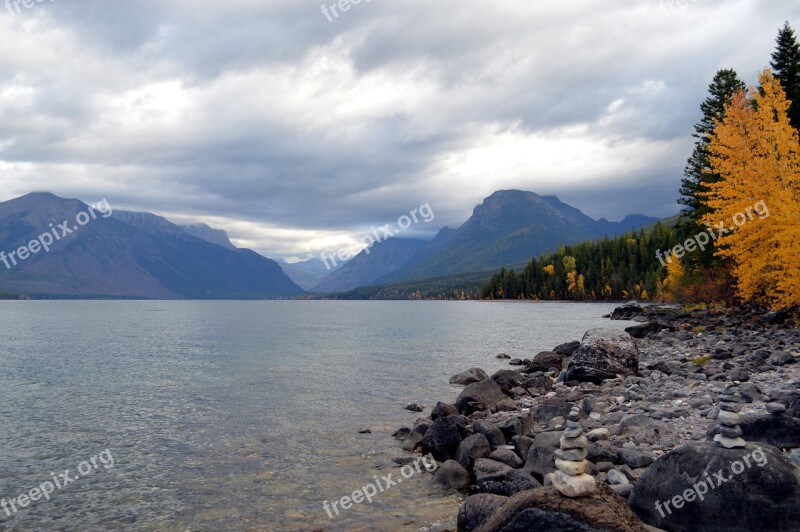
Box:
625;322;662;339
498;413;534;440
474;420;507;450
479;469;542;497
629;442;800;531
474;458;513;487
588;442;621;464
433;459;472;491
611;301;643;320
512;435;535;459
422;416;464;462
456;378;508;414
526;351;567;373
566;328;639;384
431;401;459;421
490;369;525;394
522;374;553;394
739;413;800;449
533;398;572;424
523;431;562;480
450;368;489;385
455;433;491;470
489;448;525;468
402;432;424;452
618;448;655;469
457;493;508;532
552;340;581;356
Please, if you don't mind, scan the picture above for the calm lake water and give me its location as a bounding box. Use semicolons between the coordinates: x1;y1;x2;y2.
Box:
0;301;635;531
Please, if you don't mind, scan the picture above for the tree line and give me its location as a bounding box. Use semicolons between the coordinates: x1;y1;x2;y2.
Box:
481;222;679;301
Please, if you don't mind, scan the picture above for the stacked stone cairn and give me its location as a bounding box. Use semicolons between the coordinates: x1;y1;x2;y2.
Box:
552;406;596;497
714;382;746;449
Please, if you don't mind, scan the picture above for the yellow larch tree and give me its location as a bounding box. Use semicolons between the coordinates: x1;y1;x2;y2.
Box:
664;252;685;302
703;69;800;309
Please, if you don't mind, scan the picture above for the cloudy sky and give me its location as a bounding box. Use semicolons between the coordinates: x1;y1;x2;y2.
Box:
0;0;797;260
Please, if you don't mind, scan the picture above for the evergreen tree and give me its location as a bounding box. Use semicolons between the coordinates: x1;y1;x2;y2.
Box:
771;22;800;130
678;69;745;267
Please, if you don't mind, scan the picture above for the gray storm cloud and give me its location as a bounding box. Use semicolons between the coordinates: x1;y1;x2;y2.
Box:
0;0;797;258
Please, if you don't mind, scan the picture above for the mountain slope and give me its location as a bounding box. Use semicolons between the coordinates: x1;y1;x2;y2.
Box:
388;190;658;282
313;238;427;293
0;193;304;299
277;258;336;290
182;223;237;250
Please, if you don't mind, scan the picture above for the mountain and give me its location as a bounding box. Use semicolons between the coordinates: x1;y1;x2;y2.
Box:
312;238;427;293
378;190;659;283
182;223;237;250
277;258;338;290
0;193;304;299
178;221;330;290
595;214;663;236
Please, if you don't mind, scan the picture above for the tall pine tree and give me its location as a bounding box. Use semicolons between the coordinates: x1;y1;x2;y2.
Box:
771;22;800;130
678;69;745;267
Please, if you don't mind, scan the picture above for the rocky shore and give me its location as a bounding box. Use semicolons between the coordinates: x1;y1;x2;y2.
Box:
394;303;800;531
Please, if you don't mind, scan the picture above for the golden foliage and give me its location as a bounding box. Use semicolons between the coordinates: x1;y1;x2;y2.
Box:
664;252;685;302
567;271;585;298
703;70;800;309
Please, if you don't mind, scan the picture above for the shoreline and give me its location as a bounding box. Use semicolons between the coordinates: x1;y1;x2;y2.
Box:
393;303;800;531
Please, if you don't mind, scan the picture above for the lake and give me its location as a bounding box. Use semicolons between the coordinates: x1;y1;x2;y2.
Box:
0;301;635;531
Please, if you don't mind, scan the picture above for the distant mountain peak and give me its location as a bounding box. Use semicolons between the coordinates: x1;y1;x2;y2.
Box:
0;193;303;299
377;189;660;285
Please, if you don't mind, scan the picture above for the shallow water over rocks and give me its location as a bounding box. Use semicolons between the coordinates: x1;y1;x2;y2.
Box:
0;301;633;530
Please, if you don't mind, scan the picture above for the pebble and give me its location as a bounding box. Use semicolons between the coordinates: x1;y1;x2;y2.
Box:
766;402;787;415
586;428;610;442
607;469;629;485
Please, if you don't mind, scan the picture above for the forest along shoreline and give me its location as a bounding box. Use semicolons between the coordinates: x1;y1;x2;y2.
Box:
392;302;800;531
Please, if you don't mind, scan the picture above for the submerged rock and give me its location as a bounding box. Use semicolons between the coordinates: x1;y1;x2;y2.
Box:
610;301;644;321
433;460;472;491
